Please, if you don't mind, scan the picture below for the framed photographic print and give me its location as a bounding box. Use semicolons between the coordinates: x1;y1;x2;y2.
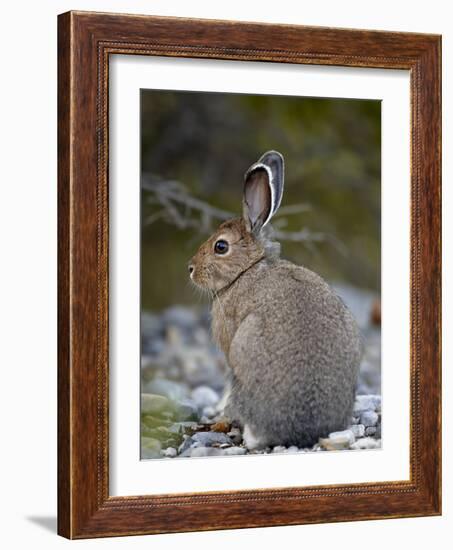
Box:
58;11;441;539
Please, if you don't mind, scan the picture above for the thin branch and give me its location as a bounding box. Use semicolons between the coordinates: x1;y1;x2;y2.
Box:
272;228;326;242
276;203;312;216
141;174;345;253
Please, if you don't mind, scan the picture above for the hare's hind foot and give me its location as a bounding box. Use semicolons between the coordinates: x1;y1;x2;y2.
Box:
243;424;268;450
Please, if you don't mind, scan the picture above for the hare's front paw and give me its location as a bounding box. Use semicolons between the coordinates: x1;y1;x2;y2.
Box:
243;424;267;450
215;386;231;416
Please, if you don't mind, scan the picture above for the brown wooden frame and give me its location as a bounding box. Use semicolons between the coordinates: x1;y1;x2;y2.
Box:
58;10;441;539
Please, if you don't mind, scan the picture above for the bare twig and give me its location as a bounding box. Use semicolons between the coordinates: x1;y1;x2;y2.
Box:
276;203;312;216
141;174;346;254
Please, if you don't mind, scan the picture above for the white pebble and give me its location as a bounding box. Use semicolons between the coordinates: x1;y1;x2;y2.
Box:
202;405;216;418
191;386;219;409
350;424;365;438
354;395;381;413
360;410;379;427
320;429;355;450
163;447;177;458
350;437;381;450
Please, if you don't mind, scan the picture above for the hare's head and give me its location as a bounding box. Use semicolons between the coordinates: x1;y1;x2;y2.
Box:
189;151;284;292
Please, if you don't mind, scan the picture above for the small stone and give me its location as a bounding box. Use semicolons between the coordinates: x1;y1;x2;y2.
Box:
211;420;232;433
365;426;377;436
360;410;379;427
191;386;220;410
178;436;194;455
141;393;172;416
354;395;381;413
203;406;216;418
320;429;355;450
350;437;381;450
287;446;299;453
192;431;232;447
272;446;287;453
350;424;365;438
227;428;243;445
163;447;177;458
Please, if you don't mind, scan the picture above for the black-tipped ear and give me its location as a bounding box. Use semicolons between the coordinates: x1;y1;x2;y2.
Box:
242;150;284;234
258;151;284;214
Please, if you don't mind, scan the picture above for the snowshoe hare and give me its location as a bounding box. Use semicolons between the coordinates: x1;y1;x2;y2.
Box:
189;151;363;449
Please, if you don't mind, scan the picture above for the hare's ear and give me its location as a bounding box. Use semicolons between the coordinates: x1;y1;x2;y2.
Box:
242;150;284;234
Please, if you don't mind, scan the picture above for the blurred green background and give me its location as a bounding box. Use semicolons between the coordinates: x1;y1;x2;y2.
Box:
141;90;381;312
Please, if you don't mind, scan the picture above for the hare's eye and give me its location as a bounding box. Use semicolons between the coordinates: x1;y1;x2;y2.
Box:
214;239;229;255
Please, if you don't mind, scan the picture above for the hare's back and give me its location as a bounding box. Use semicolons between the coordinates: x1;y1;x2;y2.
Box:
228;260;362;446
255;260;361;360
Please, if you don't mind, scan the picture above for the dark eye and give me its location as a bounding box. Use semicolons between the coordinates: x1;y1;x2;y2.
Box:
214;239;229;255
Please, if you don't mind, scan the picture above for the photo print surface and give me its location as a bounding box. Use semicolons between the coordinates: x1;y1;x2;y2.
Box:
140;89;381;460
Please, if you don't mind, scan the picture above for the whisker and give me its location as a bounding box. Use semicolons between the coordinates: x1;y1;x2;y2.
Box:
188;276;213;304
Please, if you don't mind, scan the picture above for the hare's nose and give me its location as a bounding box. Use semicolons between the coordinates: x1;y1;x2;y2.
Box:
188;265;194;275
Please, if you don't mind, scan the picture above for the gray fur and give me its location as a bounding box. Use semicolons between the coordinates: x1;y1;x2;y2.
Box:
190;150;363;448
212;258;363;448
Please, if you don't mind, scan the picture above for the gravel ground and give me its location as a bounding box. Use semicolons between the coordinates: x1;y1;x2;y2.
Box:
141;284;381;459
